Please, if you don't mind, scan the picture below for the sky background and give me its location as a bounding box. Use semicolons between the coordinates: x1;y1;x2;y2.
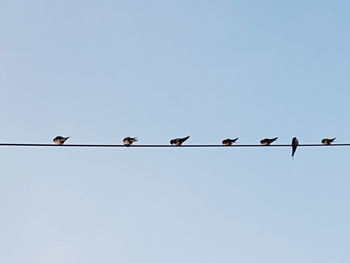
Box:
1;0;350;262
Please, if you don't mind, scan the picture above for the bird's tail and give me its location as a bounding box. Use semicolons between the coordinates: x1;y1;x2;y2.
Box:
182;136;190;141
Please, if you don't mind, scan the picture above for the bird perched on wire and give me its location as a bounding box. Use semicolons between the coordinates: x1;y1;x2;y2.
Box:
291;137;299;157
53;136;70;145
321;138;336;145
170;136;190;146
123;137;138;147
260;137;278;146
222;138;238;146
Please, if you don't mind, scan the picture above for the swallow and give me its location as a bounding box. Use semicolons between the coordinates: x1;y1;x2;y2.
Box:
123;137;138;147
291;137;299;157
170;136;190;146
53;136;70;145
321;138;336;145
222;138;238;146
260;137;278;146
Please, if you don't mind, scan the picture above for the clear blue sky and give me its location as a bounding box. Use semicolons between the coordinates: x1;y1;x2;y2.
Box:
1;0;350;262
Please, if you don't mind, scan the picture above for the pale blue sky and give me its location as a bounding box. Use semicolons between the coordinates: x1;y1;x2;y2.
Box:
1;0;350;262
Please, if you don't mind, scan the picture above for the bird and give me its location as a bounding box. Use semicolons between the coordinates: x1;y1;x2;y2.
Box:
321;138;336;145
53;136;70;145
260;137;278;146
291;137;299;157
222;138;238;146
123;137;138;147
170;136;190;146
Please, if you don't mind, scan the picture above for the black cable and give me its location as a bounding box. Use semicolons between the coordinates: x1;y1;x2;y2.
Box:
0;143;349;148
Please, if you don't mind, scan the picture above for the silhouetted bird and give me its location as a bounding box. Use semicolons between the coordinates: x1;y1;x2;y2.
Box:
321;138;336;145
53;136;70;145
291;137;299;157
222;138;238;146
260;137;278;145
170;136;190;146
123;137;138;147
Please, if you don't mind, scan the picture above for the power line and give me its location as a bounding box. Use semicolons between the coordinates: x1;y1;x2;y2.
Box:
0;143;349;148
